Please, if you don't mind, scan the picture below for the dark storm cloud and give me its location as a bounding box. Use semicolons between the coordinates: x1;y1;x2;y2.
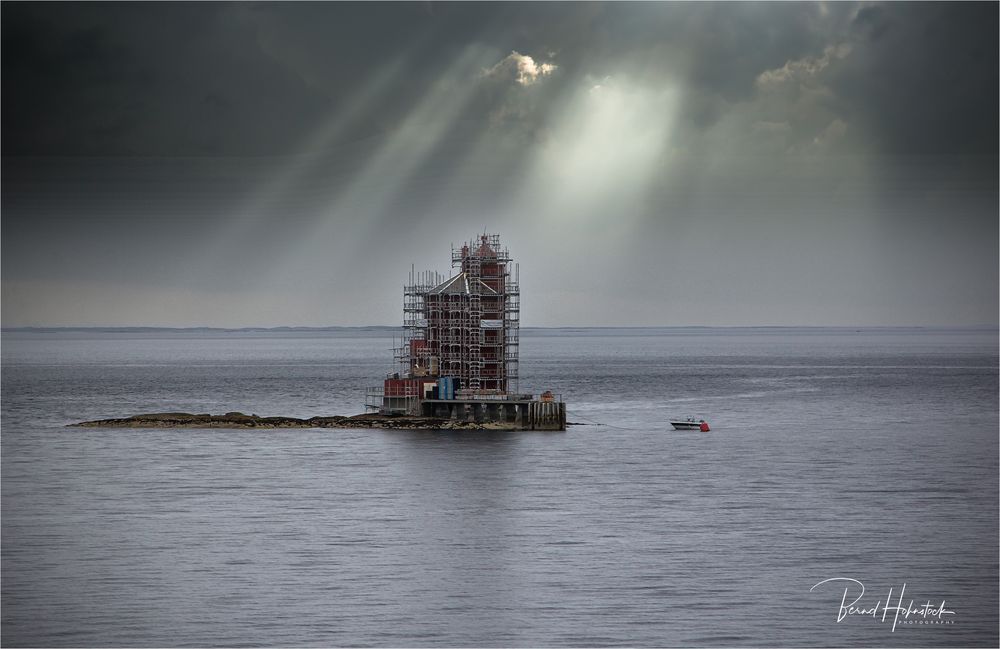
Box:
831;2;999;155
3;3;326;155
4;2;997;157
2;2;508;156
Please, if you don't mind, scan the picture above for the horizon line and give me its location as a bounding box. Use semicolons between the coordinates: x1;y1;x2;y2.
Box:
3;324;998;332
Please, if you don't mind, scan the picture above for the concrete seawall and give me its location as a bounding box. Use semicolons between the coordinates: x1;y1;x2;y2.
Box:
420;399;566;430
528;400;567;431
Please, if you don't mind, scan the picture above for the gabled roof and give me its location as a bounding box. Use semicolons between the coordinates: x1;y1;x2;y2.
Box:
427;272;498;295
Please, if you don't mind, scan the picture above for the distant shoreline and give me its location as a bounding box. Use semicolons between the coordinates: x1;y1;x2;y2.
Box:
4;324;998;334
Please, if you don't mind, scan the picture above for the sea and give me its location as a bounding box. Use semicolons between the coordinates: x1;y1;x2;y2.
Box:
2;326;997;647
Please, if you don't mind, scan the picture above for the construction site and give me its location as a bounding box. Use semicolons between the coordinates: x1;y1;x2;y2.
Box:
366;233;566;431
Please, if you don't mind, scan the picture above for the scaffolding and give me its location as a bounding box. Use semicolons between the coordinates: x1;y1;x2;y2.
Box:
396;267;443;378
394;233;520;396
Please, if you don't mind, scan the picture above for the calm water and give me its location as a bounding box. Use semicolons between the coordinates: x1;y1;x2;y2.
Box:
2;327;997;647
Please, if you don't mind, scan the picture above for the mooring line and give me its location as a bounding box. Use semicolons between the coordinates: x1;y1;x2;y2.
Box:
570;414;641;431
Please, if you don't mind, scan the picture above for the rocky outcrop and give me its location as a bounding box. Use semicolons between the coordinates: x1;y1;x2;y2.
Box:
70;411;521;431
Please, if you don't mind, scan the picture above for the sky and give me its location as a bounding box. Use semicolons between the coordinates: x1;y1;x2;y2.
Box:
2;1;997;327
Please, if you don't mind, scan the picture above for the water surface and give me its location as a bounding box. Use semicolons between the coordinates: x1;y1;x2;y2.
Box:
2;327;997;646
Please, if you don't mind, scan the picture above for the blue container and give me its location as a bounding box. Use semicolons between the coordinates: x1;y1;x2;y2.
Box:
443;376;454;400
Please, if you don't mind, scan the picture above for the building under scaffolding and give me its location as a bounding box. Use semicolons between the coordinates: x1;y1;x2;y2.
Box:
366;233;565;430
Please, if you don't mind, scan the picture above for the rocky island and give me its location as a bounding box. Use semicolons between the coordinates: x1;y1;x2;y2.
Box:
71;412;522;431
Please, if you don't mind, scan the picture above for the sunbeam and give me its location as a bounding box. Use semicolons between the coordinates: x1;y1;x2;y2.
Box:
498;74;680;295
258;43;503;288
169;53;414;290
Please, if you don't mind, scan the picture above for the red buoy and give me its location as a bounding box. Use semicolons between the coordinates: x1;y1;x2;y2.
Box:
700;420;710;432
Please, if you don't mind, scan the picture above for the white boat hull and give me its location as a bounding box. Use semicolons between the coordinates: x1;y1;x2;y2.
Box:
670;418;709;431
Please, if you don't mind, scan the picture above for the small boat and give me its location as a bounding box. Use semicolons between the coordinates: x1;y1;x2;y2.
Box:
670;417;710;431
